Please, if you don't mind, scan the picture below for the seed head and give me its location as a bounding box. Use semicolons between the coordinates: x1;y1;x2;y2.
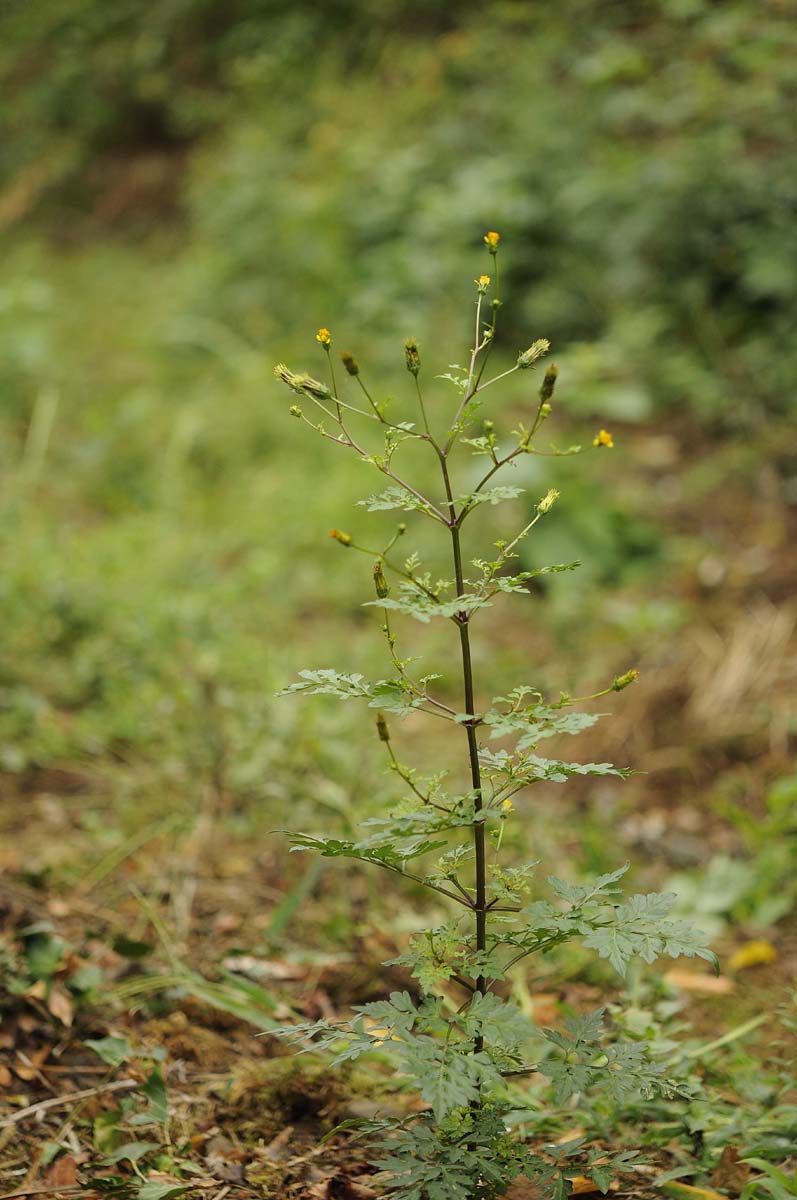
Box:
537;488;560;514
274;363;331;402
340;351;359;376
484;230;501;253
329;528;352;547
516;339;550;369
404;338;421;376
593;429;614;448
315;328;332;347
612;668;639;691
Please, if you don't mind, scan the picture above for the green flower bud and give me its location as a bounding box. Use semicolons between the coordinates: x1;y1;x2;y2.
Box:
539;363;558;402
289;405;302;418
373;561;389;599
404;338;421;377
612;668;639;691
376;711;390;743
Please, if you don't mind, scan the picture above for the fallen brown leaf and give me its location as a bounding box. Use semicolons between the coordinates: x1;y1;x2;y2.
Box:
42;1154;78;1187
664;969;736;996
711;1145;750;1195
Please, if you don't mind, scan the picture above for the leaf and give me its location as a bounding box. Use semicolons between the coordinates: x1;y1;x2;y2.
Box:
104;1140;161;1163
365;590;492;623
358;485;435;514
141;1066;168;1126
85;1035;134;1067
112;934;154;959
548;864;630;905
135;1186;190;1200
459;485;525;508
277;668;372;700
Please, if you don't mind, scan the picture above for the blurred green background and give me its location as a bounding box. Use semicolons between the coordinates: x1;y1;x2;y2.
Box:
0;0;794;940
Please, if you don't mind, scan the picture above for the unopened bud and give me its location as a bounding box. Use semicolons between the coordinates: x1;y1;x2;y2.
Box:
540;403;552;418
483;420;494;433
340;351;359;376
329;528;352;546
404;338;421;377
315;328;332;347
612;668;639;691
397;523;407;535
483;230;501;253
516;339;550;369
376;711;390;742
373;561;389;599
289;404;302;418
539;364;558;402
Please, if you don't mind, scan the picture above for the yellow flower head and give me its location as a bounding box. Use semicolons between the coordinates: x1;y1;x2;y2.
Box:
316;328;332;347
593;429;614;448
475;275;491;293
484;230;501;252
329;528;352;546
500;798;514;814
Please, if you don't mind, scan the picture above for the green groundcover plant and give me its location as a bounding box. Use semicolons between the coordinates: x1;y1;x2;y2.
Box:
274;233;716;1200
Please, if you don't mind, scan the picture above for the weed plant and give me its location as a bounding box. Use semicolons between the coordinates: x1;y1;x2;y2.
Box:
274;233;716;1200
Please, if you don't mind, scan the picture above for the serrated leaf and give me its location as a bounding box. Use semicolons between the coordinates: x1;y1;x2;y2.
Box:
277;668;372;699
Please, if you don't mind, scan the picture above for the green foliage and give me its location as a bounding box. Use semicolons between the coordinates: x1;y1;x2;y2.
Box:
274;236;713;1198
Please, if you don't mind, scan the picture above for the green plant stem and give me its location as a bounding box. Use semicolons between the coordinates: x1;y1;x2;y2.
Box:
438;452;488;1057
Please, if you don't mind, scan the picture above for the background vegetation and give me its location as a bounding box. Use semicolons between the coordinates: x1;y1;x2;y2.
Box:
0;1;795;1193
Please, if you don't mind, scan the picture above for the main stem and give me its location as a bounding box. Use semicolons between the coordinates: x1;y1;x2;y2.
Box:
439;456;487;1053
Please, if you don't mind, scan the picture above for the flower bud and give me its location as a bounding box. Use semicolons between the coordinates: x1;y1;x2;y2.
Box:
397;523;407;535
612;668;639;691
315;328;332;347
289;404;302;418
340;351;359;376
329;528;352;546
373;561;389;599
404;338;421;376
516;339;550;369
474;275;491;294
540;403;552;418
483;230;501;253
376;711;390;743
539;364;558;402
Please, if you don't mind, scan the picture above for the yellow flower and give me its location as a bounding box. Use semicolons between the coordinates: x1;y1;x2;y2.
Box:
329;528;352;546
316;328;332;347
484;230;501;252
500;798;514;814
593;429;614;448
475;275;491;293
